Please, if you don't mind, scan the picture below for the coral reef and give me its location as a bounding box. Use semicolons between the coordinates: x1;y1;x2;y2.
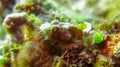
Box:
98;33;120;57
61;42;96;67
1;0;120;67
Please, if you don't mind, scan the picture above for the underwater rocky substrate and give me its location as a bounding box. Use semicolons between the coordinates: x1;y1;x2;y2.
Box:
0;0;120;67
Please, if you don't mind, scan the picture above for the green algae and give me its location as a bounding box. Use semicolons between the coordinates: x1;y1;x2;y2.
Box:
93;31;103;44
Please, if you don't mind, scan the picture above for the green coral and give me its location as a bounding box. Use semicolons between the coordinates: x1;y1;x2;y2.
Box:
10;44;23;52
93;31;104;44
73;23;87;30
28;13;36;22
28;13;43;28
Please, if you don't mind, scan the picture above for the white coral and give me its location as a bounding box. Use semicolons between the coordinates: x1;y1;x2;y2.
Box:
83;22;92;32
